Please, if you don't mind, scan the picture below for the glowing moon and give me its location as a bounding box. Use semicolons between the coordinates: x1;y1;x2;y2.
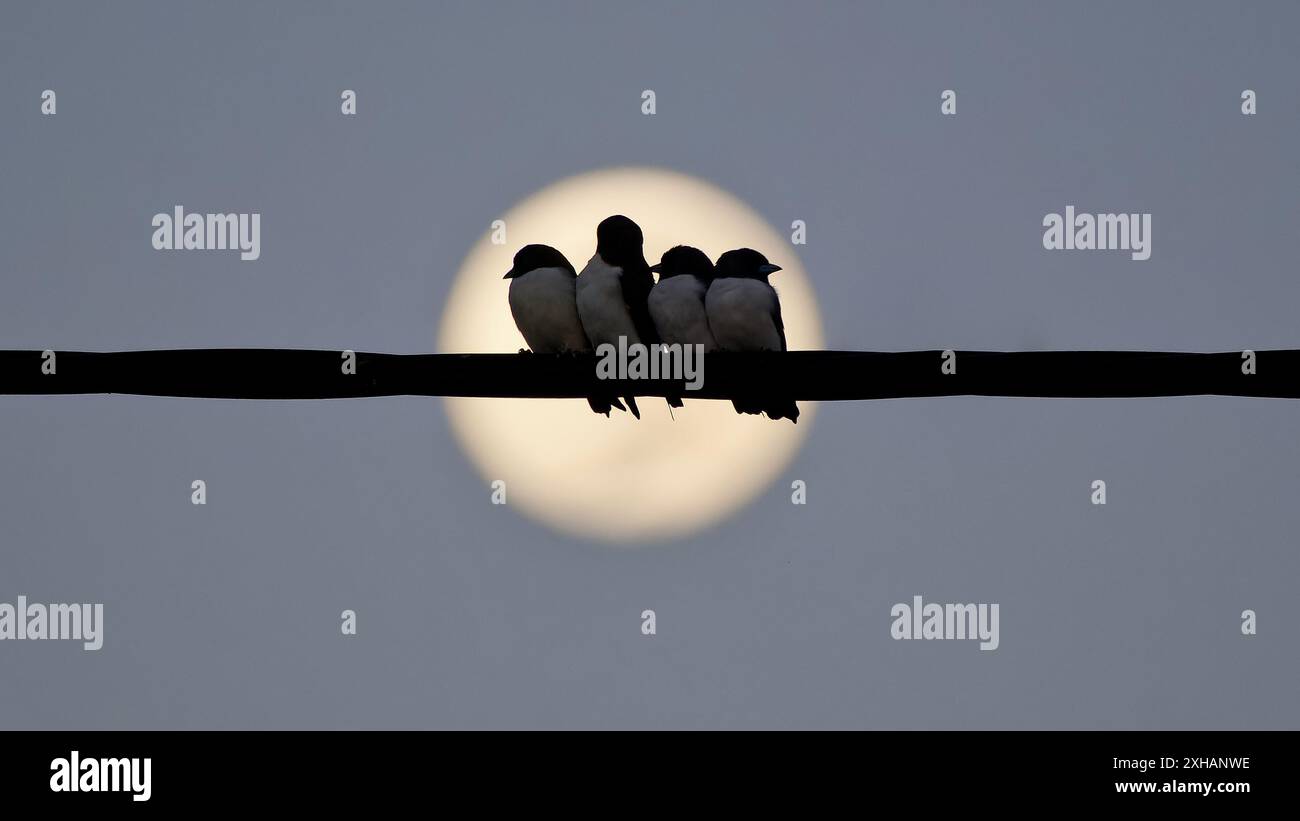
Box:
438;167;824;545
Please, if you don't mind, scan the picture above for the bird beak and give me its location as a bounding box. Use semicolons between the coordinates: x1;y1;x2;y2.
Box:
502;268;516;279
649;263;663;274
759;263;782;275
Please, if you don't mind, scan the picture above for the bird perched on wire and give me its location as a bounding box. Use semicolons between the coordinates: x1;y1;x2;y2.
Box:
504;243;626;416
705;248;798;423
576;215;675;418
649;245;717;351
649;245;716;409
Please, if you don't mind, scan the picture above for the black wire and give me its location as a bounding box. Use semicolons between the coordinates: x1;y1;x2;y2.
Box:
0;349;1293;400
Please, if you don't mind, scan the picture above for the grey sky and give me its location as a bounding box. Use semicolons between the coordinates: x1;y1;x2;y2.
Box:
1;1;1296;728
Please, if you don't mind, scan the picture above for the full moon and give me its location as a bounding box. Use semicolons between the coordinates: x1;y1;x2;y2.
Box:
437;167;825;545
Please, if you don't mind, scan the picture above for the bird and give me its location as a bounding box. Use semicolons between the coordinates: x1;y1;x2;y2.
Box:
504;243;626;416
575;215;667;419
705;248;799;423
649;245;716;410
648;245;717;351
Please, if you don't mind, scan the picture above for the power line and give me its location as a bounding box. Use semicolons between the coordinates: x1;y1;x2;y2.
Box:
0;349;1291;401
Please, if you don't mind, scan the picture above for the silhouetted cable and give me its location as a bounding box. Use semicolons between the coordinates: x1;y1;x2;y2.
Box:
0;349;1293;400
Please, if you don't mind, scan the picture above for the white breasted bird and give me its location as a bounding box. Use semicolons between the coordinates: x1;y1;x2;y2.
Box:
705;248;798;423
648;245;717;351
505;243;626;416
576;215;667;418
649;245;716;411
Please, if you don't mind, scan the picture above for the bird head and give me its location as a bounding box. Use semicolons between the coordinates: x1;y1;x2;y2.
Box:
715;248;782;281
504;244;575;279
595;215;645;267
649;245;716;282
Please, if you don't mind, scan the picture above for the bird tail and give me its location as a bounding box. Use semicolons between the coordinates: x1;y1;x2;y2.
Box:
763;398;799;424
585;396;640;419
730;395;798;423
587;396;628;416
731;396;764;416
666;395;684;409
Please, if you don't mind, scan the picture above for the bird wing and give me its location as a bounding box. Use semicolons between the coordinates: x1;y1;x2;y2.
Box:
772;294;788;352
621;262;660;344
